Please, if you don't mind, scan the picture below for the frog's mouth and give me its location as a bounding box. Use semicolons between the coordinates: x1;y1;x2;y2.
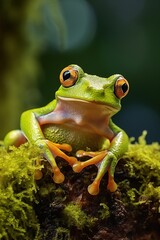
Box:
57;96;120;115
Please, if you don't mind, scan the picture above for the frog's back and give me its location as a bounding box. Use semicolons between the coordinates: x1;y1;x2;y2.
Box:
42;124;105;153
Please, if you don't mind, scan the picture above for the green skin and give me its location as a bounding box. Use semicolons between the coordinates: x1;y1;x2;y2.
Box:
4;64;129;195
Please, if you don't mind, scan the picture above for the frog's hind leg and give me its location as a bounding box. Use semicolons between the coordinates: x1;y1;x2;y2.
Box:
4;130;27;149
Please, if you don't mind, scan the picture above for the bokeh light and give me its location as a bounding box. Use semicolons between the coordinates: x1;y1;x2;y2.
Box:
39;0;96;51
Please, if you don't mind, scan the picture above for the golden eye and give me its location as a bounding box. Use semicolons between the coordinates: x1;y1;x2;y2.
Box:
114;77;129;99
59;66;78;87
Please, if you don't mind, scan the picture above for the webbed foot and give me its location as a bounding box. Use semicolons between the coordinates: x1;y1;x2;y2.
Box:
36;139;78;183
73;149;118;195
46;140;78;166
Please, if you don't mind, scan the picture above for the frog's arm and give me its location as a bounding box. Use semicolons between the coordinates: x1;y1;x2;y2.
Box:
94;120;129;192
20;99;77;183
107;119;128;175
20;100;62;181
20;100;57;142
108;119;129;160
88;120;129;194
93;119;128;194
73;119;129;195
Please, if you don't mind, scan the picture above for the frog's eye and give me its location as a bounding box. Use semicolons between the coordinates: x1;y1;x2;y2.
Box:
59;66;78;87
114;77;129;99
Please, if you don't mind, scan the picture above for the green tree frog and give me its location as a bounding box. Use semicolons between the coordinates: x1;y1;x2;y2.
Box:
4;64;129;195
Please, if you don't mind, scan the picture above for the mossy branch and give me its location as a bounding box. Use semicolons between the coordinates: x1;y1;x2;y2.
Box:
0;131;160;239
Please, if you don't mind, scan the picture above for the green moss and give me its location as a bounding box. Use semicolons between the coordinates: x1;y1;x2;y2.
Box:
0;131;159;239
0;143;42;240
53;227;71;240
63;203;96;230
122;131;160;205
98;203;110;220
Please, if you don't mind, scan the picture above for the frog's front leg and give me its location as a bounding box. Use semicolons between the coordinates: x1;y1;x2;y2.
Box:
73;120;129;195
19;103;78;183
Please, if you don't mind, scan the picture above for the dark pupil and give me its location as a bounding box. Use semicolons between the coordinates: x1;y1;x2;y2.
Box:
63;71;71;81
122;83;128;93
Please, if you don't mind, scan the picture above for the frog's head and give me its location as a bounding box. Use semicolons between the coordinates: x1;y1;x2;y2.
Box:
56;64;129;116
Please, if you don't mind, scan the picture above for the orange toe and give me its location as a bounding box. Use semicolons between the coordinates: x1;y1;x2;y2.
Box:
72;162;83;173
52;167;65;183
107;179;117;192
88;180;100;195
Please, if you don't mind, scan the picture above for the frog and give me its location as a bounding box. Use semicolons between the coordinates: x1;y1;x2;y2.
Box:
4;64;129;195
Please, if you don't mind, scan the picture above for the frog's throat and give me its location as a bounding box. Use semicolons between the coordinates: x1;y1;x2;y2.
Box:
38;96;119;139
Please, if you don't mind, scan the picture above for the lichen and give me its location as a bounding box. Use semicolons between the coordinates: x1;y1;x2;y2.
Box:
0;143;42;240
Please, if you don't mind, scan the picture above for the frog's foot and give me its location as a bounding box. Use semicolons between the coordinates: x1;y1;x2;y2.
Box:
73;150;118;195
46;140;78;166
35;139;78;184
34;148;65;184
107;169;117;192
43;140;78;182
87;168;117;195
73;150;107;173
46;140;80;182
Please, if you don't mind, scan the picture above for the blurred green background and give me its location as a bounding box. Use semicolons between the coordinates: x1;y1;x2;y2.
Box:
1;0;160;142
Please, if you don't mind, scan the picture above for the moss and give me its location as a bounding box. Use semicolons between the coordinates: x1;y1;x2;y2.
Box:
0;143;42;240
53;227;71;240
121;131;160;205
0;131;160;239
63;203;97;230
98;203;110;220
